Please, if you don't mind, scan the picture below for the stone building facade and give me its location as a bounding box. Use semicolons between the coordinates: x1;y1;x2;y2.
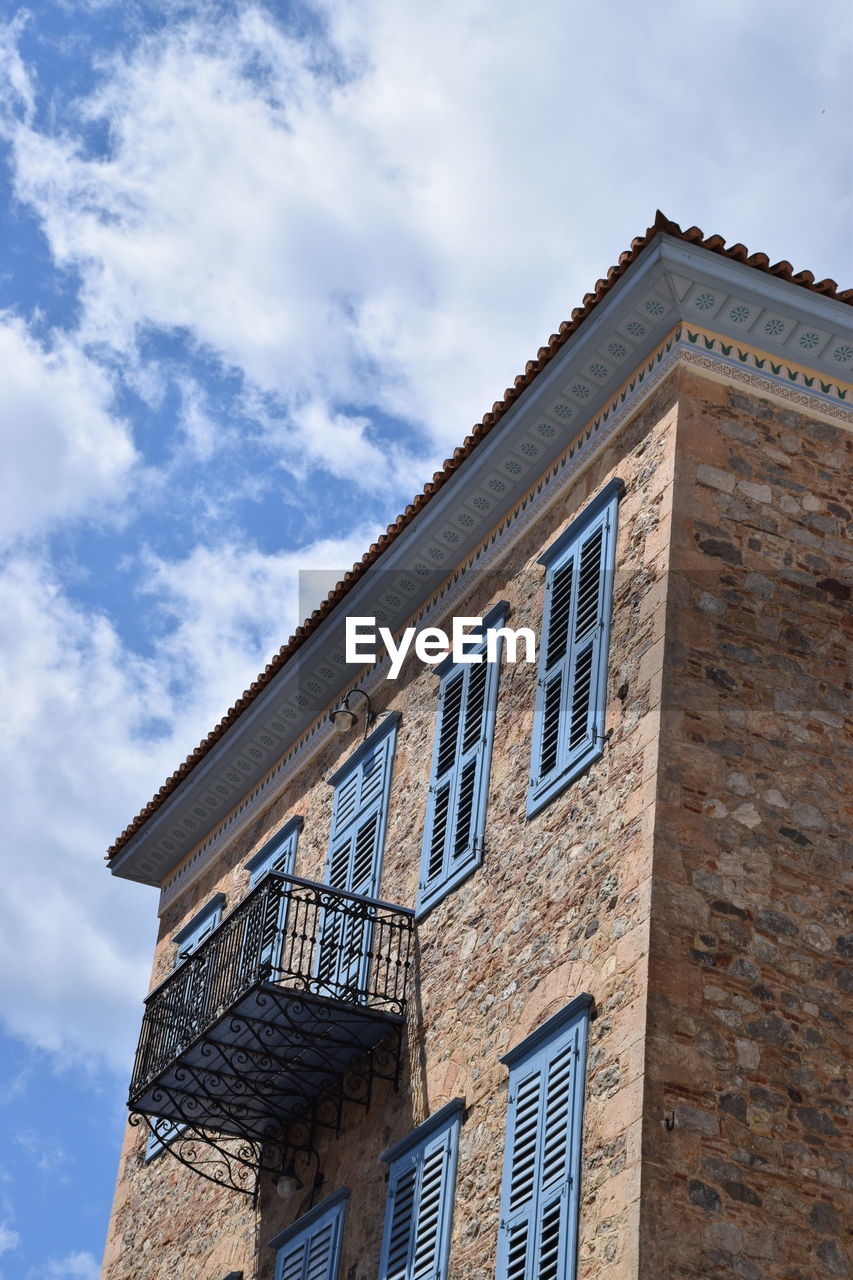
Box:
102;216;852;1280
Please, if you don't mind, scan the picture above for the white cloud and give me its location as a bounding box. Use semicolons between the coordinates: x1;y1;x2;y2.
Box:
281;399;417;490
4;0;850;496
0;12;34;120
0;316;136;547
0;1223;19;1257
39;1252;100;1280
0;524;379;1072
137;525;380;727
175;377;219;463
0;555;163;1070
14;1130;69;1177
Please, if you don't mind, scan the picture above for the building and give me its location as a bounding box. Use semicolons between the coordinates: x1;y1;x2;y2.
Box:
101;213;852;1280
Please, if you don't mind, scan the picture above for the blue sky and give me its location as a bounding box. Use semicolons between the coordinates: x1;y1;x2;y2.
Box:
0;1;850;1275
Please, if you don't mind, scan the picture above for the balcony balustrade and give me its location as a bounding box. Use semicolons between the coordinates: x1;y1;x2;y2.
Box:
127;871;414;1192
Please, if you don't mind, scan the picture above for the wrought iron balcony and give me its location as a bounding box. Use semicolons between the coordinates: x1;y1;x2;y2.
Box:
128;871;414;1193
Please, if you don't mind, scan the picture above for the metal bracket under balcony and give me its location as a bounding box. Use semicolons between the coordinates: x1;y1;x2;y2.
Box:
128;871;414;1195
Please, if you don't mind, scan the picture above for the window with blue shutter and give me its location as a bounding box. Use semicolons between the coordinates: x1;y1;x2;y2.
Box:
246;816;302;887
245;816;303;976
418;602;507;915
145;894;225;1160
172;893;226;961
269;1188;348;1280
527;479;623;818
379;1098;463;1280
144;1113;184;1160
316;713;399;996
496;995;591;1280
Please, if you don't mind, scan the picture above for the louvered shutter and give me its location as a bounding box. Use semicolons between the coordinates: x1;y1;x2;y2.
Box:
537;555;573;783
317;718;398;996
379;1103;461;1280
174;897;224;962
529;483;620;816
176;896;224;1039
503;1069;540;1279
277;1219;336;1280
277;1237;309;1280
384;1165;418;1280
247;819;302;978
497;1001;589;1280
419;611;505;913
248;822;300;888
272;1191;347;1280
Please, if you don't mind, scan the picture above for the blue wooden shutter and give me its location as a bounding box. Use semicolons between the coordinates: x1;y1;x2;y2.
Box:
327;722;396;897
176;895;225;1034
276;1218;337;1280
497;998;590;1280
528;481;621;816
246;817;302;976
174;895;224;962
247;817;302;888
317;715;398;994
379;1101;462;1280
383;1161;418;1280
418;606;505;913
271;1190;348;1280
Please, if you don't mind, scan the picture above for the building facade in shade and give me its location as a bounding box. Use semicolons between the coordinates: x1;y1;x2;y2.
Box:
102;214;852;1280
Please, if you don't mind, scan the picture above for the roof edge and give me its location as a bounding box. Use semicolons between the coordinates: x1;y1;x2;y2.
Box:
107;212;852;861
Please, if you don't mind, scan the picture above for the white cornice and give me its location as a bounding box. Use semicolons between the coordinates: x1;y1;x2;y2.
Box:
112;236;853;891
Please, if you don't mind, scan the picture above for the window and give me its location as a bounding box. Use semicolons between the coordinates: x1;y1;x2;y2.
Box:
317;713;399;994
379;1099;462;1280
246;816;303;888
172;893;225;962
269;1188;348;1280
418;602;507;914
496;994;591;1280
145;894;225;1160
527;479;623;817
144;1114;184;1159
245;817;303;976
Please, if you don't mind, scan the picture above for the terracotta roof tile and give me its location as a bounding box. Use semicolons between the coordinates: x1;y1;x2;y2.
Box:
106;212;852;860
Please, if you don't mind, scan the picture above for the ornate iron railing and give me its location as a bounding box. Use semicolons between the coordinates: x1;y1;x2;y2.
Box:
130;871;414;1101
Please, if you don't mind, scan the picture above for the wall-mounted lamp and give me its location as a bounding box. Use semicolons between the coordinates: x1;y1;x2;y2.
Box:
274;1153;305;1200
328;688;375;739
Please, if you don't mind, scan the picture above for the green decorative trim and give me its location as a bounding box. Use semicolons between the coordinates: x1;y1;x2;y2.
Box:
681;326;851;405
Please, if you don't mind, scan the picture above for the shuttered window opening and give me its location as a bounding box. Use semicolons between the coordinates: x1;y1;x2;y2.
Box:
270;1189;349;1280
379;1099;463;1280
497;996;591;1280
317;714;399;996
528;480;623;818
418;603;507;915
145;894;225;1160
246;817;302;889
278;1220;335;1280
244;816;304;976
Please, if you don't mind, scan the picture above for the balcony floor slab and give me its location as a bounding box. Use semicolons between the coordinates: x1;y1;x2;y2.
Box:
130;979;402;1142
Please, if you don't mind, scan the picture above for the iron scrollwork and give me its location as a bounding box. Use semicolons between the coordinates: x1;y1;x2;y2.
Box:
128;872;414;1192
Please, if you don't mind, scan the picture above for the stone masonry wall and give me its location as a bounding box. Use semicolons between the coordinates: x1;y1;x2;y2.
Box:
640;369;851;1280
102;375;679;1280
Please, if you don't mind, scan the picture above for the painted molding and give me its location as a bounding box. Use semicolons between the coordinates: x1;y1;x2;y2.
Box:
118;234;853;892
158;326;851;914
